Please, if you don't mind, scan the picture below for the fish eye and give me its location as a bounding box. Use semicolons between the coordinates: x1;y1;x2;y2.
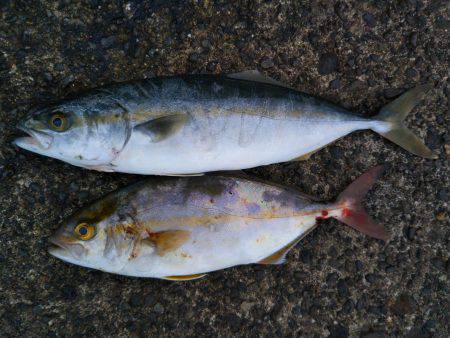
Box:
74;223;95;240
49;113;69;132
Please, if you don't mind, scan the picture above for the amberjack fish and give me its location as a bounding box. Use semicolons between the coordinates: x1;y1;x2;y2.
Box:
15;71;436;175
49;166;389;280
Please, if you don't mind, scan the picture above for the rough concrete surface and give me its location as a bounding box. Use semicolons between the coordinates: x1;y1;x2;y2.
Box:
0;1;448;337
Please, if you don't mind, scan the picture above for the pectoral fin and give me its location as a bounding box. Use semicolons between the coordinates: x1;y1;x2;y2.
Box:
162;273;207;281
227;70;292;89
134;114;189;142
146;230;191;256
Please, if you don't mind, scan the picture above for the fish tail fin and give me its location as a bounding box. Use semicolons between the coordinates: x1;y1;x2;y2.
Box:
333;165;389;241
370;84;437;159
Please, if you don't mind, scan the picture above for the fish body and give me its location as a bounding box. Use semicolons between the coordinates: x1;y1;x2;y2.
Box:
106;76;380;175
15;72;436;175
49;166;388;279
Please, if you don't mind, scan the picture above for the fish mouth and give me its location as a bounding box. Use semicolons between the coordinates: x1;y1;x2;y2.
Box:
48;234;85;261
14;125;53;151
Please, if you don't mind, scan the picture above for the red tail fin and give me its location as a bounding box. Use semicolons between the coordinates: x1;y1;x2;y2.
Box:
334;165;389;241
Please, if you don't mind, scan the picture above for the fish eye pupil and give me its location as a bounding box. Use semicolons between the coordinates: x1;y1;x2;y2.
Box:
53;117;62;127
78;226;88;235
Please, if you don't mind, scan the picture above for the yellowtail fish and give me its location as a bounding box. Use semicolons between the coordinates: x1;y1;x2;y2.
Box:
49;166;389;280
15;71;436;175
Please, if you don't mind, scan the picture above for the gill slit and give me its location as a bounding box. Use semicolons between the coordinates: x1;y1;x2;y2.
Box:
98;90;133;163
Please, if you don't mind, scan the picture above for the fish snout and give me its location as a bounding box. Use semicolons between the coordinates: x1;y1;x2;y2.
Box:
15;122;53;150
48;232;86;260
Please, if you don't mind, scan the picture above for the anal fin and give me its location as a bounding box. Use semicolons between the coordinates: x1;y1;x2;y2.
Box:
290;151;315;162
258;249;288;265
164;173;205;177
258;226;317;265
289;143;332;162
162;273;207;281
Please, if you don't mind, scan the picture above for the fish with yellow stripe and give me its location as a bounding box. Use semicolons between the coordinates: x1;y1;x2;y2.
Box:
15;71;437;176
49;166;389;280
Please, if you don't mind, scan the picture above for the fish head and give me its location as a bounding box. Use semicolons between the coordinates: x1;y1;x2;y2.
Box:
14;98;130;169
48;194;138;272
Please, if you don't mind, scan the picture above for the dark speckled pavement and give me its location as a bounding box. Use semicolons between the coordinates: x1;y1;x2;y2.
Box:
0;1;448;337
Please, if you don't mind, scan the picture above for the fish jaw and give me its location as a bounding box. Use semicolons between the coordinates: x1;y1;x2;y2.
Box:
48;244;109;272
14;125;53;153
48;232;85;257
48;236;106;271
48;245;81;265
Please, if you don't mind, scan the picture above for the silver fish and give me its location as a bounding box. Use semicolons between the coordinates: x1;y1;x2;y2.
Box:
15;71;436;175
49;166;388;280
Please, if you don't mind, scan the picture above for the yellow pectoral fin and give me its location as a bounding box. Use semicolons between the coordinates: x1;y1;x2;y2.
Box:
162;273;207;281
146;230;191;256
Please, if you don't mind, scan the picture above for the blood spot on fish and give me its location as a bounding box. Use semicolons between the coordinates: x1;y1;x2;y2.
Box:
316;211;330;221
342;208;351;217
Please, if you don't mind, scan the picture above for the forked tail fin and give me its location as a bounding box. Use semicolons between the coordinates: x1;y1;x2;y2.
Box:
371;84;438;159
333;166;389;241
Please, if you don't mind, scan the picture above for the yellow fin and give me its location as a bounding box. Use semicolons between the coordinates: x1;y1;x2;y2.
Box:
374;84;437;159
290;145;328;162
164;173;204;177
258;226;317;265
147;230;190;256
162;273;207;281
290;152;315;161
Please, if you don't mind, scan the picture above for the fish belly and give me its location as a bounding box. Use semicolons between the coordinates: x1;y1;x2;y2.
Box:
113;111;371;175
120;212;320;278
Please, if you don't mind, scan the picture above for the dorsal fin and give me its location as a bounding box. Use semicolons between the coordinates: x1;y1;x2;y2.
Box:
162;273;207;281
227;70;293;89
213;171;323;202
